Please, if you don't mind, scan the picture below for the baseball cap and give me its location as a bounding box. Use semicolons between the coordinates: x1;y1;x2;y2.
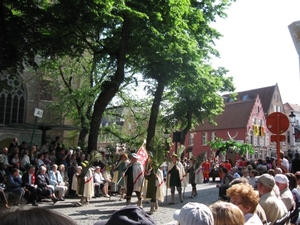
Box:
94;205;156;225
274;174;289;184
258;174;275;188
173;202;214;225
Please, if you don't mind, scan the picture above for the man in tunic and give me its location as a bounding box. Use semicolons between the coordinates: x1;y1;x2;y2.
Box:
144;152;164;215
202;159;211;183
124;153;144;206
187;156;202;198
112;153;129;200
168;153;186;204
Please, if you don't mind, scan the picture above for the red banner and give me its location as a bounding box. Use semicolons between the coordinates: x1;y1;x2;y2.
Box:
137;145;148;168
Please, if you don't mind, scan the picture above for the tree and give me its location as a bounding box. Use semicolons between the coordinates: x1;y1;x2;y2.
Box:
209;137;255;157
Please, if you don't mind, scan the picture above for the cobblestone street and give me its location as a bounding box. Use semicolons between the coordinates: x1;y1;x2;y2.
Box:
31;182;220;225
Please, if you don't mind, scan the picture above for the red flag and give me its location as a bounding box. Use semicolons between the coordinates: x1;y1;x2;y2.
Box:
137;145;148;168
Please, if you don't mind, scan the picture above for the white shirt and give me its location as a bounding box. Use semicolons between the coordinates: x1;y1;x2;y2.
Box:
94;171;105;184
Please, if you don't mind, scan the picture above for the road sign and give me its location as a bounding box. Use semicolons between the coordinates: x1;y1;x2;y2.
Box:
34;108;43;118
266;112;289;134
270;134;286;142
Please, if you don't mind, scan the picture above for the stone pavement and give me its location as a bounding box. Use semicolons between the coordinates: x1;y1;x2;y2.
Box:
18;181;220;225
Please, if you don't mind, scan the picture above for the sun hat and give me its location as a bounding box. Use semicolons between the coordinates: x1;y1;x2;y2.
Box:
258;174;275;188
274;174;289;184
173;202;214;225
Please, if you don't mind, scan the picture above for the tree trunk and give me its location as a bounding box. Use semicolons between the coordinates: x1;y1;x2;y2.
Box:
87;18;130;153
146;80;165;151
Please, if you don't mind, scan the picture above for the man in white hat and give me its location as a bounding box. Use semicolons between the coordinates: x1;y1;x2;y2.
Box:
274;174;295;211
124;153;144;206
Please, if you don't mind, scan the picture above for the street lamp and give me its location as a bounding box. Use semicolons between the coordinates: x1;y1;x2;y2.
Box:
289;111;296;127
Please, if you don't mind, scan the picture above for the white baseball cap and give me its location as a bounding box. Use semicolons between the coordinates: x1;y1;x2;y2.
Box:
275;174;289;184
173;202;214;225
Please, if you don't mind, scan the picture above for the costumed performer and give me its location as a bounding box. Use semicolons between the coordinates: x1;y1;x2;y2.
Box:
124;153;144;206
167;153;186;204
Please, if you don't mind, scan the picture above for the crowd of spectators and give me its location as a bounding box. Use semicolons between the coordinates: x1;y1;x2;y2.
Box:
0;136;114;208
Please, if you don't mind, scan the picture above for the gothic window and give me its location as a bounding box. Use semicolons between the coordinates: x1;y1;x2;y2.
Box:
0;74;25;124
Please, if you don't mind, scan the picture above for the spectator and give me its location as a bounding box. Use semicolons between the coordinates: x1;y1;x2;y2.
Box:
42;152;51;171
36;153;44;167
8;137;18;154
36;166;58;204
292;152;300;173
279;151;289;173
29;145;37;166
39;140;49;154
94;205;156;225
170;202;214;225
20;150;30;171
0;163;8;184
210;202;244;225
48;164;68;201
18;141;27;156
5;168;25;205
216;167;234;201
231;167;241;179
58;164;69;188
0;207;77;225
274;167;283;175
22;165;38;206
0;186;9;208
0;147;10;165
256;173;287;225
274;174;295;211
227;183;263;224
285;173;300;224
93;166;110;198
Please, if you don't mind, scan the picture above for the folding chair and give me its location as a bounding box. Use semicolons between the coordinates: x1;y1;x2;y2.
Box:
273;212;291;225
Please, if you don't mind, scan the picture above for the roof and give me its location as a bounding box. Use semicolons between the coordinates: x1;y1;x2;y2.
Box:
195;100;256;131
222;84;276;114
5;123;80;131
284;103;300;112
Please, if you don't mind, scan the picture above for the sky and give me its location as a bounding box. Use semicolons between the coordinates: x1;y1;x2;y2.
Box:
212;0;300;104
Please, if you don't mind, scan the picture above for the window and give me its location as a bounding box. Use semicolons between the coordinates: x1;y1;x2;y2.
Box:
202;132;208;145
40;80;53;101
242;95;248;101
211;132;216;141
250;130;253;144
0;74;25;124
189;133;194;146
253;118;257;125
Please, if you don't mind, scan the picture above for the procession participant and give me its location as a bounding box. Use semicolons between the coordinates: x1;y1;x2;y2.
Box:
167;153;186;204
124;153;144;206
143;152;164;215
112;153;130;200
201;158;211;183
74;161;94;206
186;156;202;198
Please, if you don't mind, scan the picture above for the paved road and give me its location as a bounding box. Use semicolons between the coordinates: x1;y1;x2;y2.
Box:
28;181;220;225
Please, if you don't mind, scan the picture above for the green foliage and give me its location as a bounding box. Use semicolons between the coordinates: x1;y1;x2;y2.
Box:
148;135;169;173
209;137;255;156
